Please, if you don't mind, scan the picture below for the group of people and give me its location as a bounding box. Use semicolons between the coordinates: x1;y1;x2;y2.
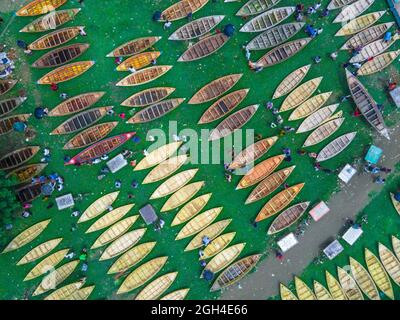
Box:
364;163;392;185
0;45;15;79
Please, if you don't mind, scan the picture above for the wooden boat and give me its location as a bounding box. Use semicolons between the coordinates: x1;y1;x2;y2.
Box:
185;219;232;252
37;60;94;84
143;155;188;184
328;0;357;10
99;228;147;261
0;114;31;136
117;256;168;294
126;98;185;124
236;154;284;190
337;266;364;300
161;288;190;300
44;280;85;300
245;166;295;204
255;183;304;222
378;243;400;286
280;77;323;112
49;92;105;117
303;118;345;147
210;254;261;292
246;22;304;51
78;191;119;223
169;15;225;40
335;11;384;36
316;132;356;162
239;7;295;33
289;92;332;121
297;104;339;133
203;243;245;275
20;9;81;33
358;50;400;76
340;22;394;50
0;96;27;117
280;283;298;300
314;281;333;300
116;65;172;86
198;89;249;124
160;0;209;22
66;132;136;166
15;183;43;203
2;219;51;253
91;216;138;249
256;38;312;68
135;141;182;171
121;87;175;107
326;271;347;300
189;74;243;105
16;0;67;16
108;242;156;274
0;80;18;96
333;0;375;23
390;193;400;215
229;136;278;170
150;169;198;200
28;26;84;50
267;202;310;235
17;238;62;265
116;51;161;71
393;236;400;260
106;36;161;57
209;104;259;141
85;205;136;233
176;207;222;240
178;33;229;62
135;272;178;300
200;232;236;259
365;248;394;299
350;35;400;63
237;0;282;16
273;65;311;100
64;285;95;300
295;277;316;300
171;193;212;226
349;256;380;300
161;181;204;212
32;43;89;68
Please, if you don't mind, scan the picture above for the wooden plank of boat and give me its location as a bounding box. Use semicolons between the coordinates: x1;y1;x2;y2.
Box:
246;22;304;51
316;132;356;162
85;205;136;233
185;219;232;252
64;285;95;300
294;277;316;300
296;104;339;134
32;43;90;68
176;207;222;240
245;166;295;204
237;154;285;190
28;26;84;50
169;15;225;40
189;74;243;104
161;288;190;300
121;87;175;107
280;283;298;300
202;243;245;276
49;92;105;116
178;33;230;62
135;272;178;300
143;155;188;184
358;50;400;76
349;256;380;300
273;65;311;100
99;228;147;261
150;169;198;200
378;243;400;286
44;280;85;300
108;241;156;274
161;181;204;212
116;65;172;86
335;11;385;36
37;61;95;84
333;0;375;23
303;118;345;148
289;92;333;121
0;114;31;136
17;238;63;265
237;0;282;16
365;248;394;299
209;104;259;141
2;219;51;253
66;132;136;166
0;96;27;117
126;98;185;124
135;141;182;171
78;191;120;223
337;266;364;300
171;193;212;226
106;36;161;57
393;236;400;260
199;232;236;259
350;34;400;63
328;0;357;10
280;77;323;112
390;193;400;215
16;0;67;16
0;79;18;96
256;38;312;68
239;7;295;32
326;271;347;300
116;51;161;71
267;201;310;235
117;256;168;294
313;281;333;300
20;8;81;33
160;0;210;22
15;182;43;203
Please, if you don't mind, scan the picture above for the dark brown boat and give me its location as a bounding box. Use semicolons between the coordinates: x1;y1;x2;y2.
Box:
121;87;175;107
106;36;161;57
16;183;43;203
32;43;90;68
0;114;31;136
0;146;40;170
6;163;48;184
48;92;105;116
267;202;310;235
28;26;84;50
0;97;27;117
0;80;18;96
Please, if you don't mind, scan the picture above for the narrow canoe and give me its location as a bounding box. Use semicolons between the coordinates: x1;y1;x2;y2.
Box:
85;205;136;233
49;92;105;116
316;132;357;162
333;0;375;23
189;74;243;104
289;92;333;121
32;43;90;68
37;61;95;84
17;238;63;265
198;89;250;124
106;36;161;57
16;183;43;203
121;87;175;107
203;243;245;274
296;104;339;134
178;33;230;62
171;193;212;226
393;236;400;260
44;280;85;300
267;201;310;235
161;288;190;300
303;118;345;148
237;0;282;16
78;191;119;223
135;272;178;300
350;34;400;63
116;65;172;86
239;7;295;32
169;15;225;40
28;26;84;50
20;9;81;33
0;96;27;117
16;0;67;16
117;256;168;294
245;166;295;204
280;77;323;112
255;183;305;222
237;154;285;190
295;277;316;300
390;193;400;215
313;281;333;300
143;155;188;184
337;266;364;300
161;181;204;212
349;257;380;300
199;231;236;259
273;64;311;100
358;50;400;76
335;11;385;36
134;141;182;171
210;254;261;292
116;51;161;71
328;0;357;10
280;283;298;300
378;243;400;286
64;286;95;300
326;271;347;300
160;0;209;21
126;98;185;124
209;104;259;141
0;114;31;136
0;79;18;96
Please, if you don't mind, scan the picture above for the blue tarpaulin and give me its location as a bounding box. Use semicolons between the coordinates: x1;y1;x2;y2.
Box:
365;145;383;164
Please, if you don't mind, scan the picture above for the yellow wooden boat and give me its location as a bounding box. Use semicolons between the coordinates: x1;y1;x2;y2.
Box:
143;155;188;184
337;266;364;300
325;271;347;300
135;272;178;300
6;163;47;184
161;181;204;212
116;65;172;86
17;238;63;265
349;256;380;300
117;256;168;294
2;219;51;253
390;193;400;215
297;104;340;133
117;51;161;71
313;280;333;300
44;279;85;300
288;92;332;121
333;0;376;24
16;0;67;16
393;236;400;260
108;242;156;274
335;11;385;36
378;243;400;286
64;285;95;300
161;0;209;21
203;243;245;275
280;283;298;300
171;193;212;226
294;277;316;300
78;191;119;223
161;288;190;300
273;64;311;100
176;207;222;240
107;36;162;57
37;61;95;84
358;50;400;76
85;205;135;233
200;232;236;259
135;141;182;171
303;118;345;148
